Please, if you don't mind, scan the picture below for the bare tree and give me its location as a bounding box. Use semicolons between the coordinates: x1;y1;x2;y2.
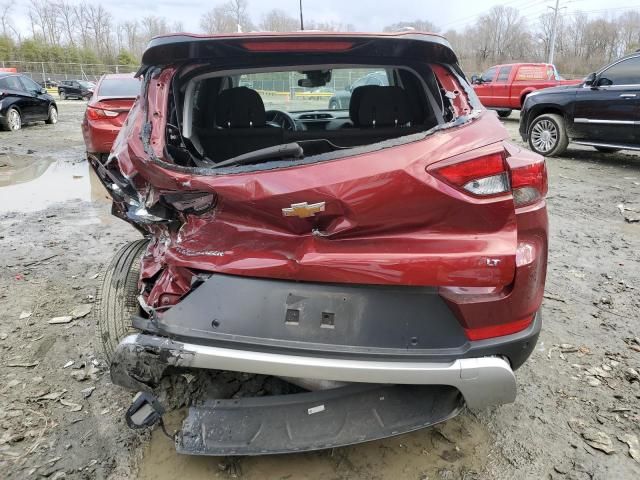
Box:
84;5;114;58
618;10;640;55
121;20;139;54
225;0;252;32
2;0;639;77
73;3;91;50
172;21;185;33
1;1;13;38
140;16;170;39
260;9;298;32
200;5;236;34
56;1;77;46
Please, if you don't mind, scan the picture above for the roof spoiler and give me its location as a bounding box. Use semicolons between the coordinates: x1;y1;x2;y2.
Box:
137;32;459;71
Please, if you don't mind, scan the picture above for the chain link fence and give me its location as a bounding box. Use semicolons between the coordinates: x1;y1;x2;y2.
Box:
0;60;138;83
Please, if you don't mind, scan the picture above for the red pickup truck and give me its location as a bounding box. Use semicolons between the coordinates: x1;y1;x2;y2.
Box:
471;63;581;117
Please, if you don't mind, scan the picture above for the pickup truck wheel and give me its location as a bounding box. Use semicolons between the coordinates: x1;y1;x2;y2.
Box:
594;146;621;153
528;113;568;157
497;110;512;118
94;239;149;362
59;91;66;100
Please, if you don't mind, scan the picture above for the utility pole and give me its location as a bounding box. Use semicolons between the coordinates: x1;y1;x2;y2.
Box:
299;0;304;30
548;0;561;65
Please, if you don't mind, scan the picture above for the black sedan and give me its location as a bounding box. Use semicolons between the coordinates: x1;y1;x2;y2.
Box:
0;73;58;131
58;80;95;100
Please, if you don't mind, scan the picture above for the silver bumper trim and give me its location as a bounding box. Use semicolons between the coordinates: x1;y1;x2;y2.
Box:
115;334;517;409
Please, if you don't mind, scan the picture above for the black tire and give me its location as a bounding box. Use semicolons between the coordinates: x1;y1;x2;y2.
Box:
594;146;621;153
527;113;569;157
59;91;66;100
329;99;339;110
497;110;512;118
94;239;148;362
45;105;58;124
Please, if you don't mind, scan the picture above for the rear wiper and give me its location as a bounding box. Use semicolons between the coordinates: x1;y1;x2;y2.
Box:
212;143;304;169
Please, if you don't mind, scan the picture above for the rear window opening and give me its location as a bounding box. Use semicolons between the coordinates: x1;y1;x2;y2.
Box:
163;62;463;171
98;77;141;98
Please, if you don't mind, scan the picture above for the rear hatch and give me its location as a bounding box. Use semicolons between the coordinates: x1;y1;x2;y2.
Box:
113;33;525;290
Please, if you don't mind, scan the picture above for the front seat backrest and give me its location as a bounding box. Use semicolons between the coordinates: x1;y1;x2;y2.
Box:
349;85;380;126
215;87;266;128
356;86;412;127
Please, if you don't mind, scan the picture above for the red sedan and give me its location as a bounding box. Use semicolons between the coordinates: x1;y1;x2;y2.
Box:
81;73;140;161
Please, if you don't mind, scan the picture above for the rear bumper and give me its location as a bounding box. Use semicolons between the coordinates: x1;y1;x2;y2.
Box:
111;333;517;409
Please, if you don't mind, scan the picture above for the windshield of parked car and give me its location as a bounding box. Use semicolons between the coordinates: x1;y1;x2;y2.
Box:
98;77;141;98
234;68;390;112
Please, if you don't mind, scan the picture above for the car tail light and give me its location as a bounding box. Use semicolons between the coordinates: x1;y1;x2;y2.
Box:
463;315;534;341
429;150;548;207
509;160;548;208
86;106;119;119
430;152;510;197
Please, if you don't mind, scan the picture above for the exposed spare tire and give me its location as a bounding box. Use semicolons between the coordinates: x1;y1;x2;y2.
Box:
497;110;512;118
94;239;149;362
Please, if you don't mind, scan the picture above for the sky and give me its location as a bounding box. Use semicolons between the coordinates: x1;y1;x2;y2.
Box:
10;0;640;34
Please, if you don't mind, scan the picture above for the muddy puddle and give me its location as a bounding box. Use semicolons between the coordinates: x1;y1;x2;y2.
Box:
137;410;491;479
0;152;111;214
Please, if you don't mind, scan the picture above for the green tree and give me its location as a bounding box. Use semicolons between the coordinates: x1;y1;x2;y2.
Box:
0;34;14;60
117;50;137;66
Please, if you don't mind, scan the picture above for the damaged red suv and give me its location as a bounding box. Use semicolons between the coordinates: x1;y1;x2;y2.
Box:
91;32;548;455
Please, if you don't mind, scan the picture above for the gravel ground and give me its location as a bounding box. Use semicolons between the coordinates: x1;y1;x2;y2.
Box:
0;103;639;479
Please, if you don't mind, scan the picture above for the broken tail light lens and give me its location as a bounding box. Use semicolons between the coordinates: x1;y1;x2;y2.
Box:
430;152;510;197
509;160;548;208
86;106;119;119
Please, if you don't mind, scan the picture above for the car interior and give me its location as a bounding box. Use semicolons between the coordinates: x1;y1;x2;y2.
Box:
166;65;454;166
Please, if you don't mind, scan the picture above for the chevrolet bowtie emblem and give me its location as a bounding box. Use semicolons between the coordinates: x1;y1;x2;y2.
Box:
282;202;326;218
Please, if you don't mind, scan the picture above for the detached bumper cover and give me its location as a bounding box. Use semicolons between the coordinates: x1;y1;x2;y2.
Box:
111;333;516;409
177;383;463;455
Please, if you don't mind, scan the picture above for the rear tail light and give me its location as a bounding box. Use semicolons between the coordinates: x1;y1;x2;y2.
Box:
430;152;510;197
429;150;548;207
509;160;548;208
86;106;119;119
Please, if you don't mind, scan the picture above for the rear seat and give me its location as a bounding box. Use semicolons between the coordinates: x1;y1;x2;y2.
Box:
198;85;425;162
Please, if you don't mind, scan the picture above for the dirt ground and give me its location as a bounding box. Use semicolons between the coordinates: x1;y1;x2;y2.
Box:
1;101;639;480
